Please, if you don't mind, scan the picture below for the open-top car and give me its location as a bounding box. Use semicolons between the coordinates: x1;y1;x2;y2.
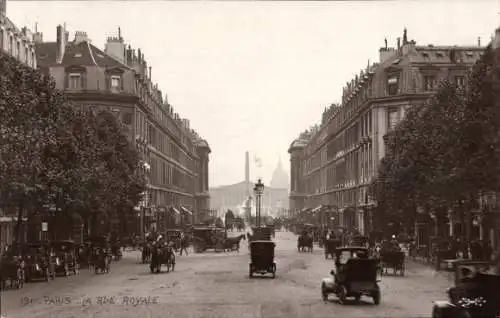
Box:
249;240;276;278
51;240;78;276
24;242;55;282
321;246;381;305
432;260;500;318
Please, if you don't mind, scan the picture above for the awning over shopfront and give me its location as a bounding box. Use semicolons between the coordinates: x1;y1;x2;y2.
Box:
170;207;181;215
312;205;325;213
180;206;193;215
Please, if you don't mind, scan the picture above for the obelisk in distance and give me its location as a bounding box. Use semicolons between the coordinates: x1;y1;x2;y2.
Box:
245;151;250;195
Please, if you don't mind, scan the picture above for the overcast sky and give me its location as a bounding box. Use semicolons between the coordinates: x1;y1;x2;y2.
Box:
8;0;499;187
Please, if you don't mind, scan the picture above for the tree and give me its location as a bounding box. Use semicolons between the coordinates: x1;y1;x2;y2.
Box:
370;43;500;240
0;51;145;240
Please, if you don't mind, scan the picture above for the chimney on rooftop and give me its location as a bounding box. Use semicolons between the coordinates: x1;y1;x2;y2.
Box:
104;28;125;64
493;27;500;50
56;24;67;64
74;31;89;44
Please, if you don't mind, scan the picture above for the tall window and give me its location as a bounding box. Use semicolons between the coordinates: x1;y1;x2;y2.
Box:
454;76;466;88
8;35;12;53
387;74;399;95
110;75;121;89
387;108;399;131
0;30;3;50
424;75;436;91
68;73;82;89
16;41;20;58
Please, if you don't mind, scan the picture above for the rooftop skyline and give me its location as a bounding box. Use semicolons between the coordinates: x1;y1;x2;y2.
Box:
7;0;499;186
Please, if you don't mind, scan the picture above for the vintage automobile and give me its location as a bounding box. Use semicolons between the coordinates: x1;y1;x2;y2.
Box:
321;247;381;305
251;226;272;241
432;260;500;318
51;240;78;276
249;240;276;278
24;242;56;282
192;226;225;253
0;254;25;289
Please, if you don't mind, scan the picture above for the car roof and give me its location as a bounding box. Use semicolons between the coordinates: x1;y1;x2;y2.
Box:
336;246;368;252
250;240;275;245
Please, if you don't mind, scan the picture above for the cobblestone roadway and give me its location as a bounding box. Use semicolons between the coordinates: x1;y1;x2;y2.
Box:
1;231;452;318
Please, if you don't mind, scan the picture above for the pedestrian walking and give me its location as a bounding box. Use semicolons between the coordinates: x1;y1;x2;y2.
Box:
179;233;189;256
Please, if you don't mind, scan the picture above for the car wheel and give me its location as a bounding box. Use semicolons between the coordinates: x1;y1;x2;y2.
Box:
321;283;328;301
338;286;347;304
372;289;381;305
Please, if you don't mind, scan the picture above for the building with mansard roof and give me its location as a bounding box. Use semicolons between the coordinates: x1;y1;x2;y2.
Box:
0;0;36;67
34;25;211;235
289;28;484;235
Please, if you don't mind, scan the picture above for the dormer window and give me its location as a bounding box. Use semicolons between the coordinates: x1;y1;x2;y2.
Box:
68;73;82;89
387;74;399;96
106;68;124;92
111;75;121;88
64;66;87;90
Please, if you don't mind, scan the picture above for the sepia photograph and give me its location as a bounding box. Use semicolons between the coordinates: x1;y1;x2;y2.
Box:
0;0;499;317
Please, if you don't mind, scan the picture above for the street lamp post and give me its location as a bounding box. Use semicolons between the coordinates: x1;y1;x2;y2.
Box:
253;179;264;228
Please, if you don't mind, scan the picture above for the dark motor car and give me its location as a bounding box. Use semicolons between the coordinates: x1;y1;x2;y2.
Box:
321;246;381;305
249;240;276;278
432;260;500;318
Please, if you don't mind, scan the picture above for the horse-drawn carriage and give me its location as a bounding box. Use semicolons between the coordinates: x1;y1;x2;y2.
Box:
24;242;56;282
432;260;500;318
164;229;183;250
0;249;25;289
297;232;313;252
149;242;175;273
324;238;342;259
192;226;225;253
249;240;276;278
89;236;111;274
321;247;381;305
51;240;78;276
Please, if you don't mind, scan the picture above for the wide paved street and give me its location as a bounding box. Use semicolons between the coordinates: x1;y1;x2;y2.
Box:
1;231;452;318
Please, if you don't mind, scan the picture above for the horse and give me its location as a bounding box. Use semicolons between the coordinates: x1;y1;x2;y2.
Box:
141;243;151;264
223;234;246;252
93;248;110;274
149;245;163;273
298;234;313;253
162;245;175;272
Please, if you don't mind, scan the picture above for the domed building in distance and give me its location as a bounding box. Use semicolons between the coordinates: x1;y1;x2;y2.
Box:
270;157;290;190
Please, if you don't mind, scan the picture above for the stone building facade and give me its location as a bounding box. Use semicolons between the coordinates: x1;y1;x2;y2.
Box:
0;0;37;252
0;0;36;69
289;29;484;235
35;25;210;234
